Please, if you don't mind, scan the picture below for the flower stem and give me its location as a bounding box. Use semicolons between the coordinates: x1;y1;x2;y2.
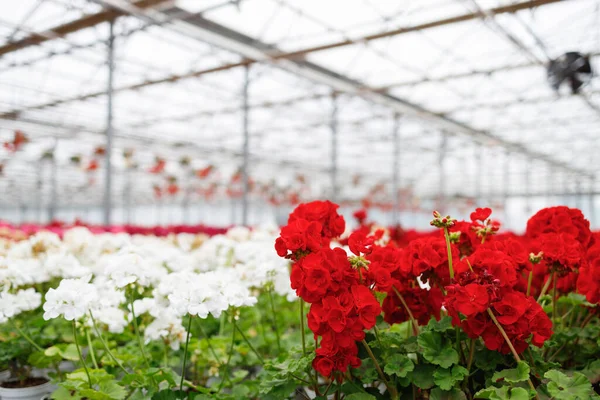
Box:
163;342;169;368
218;316;236;393
361;339;398;400
466;339;476;371
85;328;99;369
234;322;264;365
13;323;44;352
487;309;539;399
89;311;128;374
392;287;419;335
179;316;193;397
73;320;92;388
526;270;534;297
128;288;150;368
552;272;558;325
537;272;554;302
196;320;232;387
268;287;282;353
443;226;454;280
300;299;307;356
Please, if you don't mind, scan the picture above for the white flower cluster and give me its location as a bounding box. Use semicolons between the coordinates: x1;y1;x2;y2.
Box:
0;225;294;350
0;288;42;323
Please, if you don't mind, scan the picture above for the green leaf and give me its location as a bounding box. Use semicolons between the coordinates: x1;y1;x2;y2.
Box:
28;350;61;368
383;354;414;378
492;361;530;384
434;365;469;391
61;344;82;361
430;387;468;400
545;370;594;399
345;393;377;400
418;331;459;368
426;316;454;332
191;396;213;400
51;386;84;399
557;293;595;308
98;381;127;400
474;386;531;400
151;390;184;400
411;364;436;389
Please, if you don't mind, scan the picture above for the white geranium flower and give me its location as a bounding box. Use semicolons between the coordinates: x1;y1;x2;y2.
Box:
226;226;251;241
28;231;62;257
92;276;126;309
0;288;42;322
144;312;187;351
102;248;153;288
0;257;48;287
14;288;42;312
44;251;91;278
89;307;127;333
43;277;98;321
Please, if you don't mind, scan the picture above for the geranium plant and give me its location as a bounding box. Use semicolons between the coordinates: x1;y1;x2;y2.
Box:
271;202;600;399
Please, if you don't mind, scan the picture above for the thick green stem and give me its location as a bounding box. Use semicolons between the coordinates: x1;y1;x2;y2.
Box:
73;321;92;388
163;342;169;368
526;270;534;297
196;320;232;387
129;288;150;367
179;316;193;397
89;311;128;374
537;272;554;302
268;287;282;353
233;322;264;364
552;272;558;325
487;309;539;400
443;226;455;280
218;316;236;393
85;328;99;369
13;323;44;352
392;287;419;335
361;339;398;400
466;339;476;371
300;300;307;356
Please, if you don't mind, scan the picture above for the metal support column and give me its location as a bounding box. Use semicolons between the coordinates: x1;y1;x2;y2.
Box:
524;157;531;215
576;178;582;210
439;131;447;213
124;167;132;224
392;113;401;226
475;143;482;207
589;175;596;227
103;20;115;226
502;150;510;226
36;162;42;222
330;92;338;203
547;166;555;206
241;65;250;226
48;143;57;222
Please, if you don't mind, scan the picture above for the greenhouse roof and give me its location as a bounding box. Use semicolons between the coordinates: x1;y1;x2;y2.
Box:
0;0;598;211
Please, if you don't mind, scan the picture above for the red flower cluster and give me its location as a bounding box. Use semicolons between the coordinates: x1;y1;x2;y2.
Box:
275;200;345;259
441;208;553;354
277;202;595;379
309;285;381;377
401;237;461;285
525;207;592;297
578;236;600;303
382;286;443;326
276;201;381;377
445;273;553;354
526;206;592;248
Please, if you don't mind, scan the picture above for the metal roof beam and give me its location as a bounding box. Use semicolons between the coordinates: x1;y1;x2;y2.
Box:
91;0;590;179
0;0;563;118
0;0;170;57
